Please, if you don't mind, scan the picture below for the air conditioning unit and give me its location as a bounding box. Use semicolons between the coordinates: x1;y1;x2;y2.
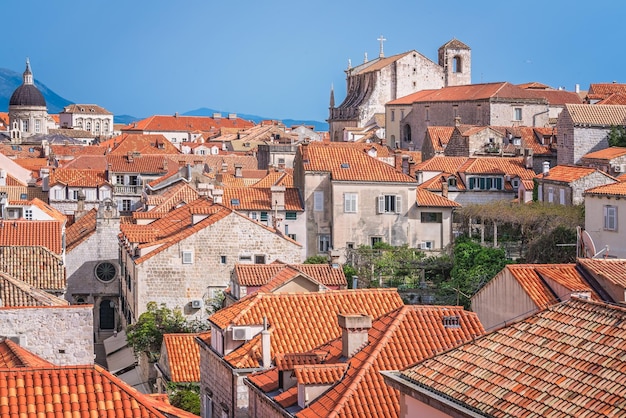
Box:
231;326;252;341
191;300;202;309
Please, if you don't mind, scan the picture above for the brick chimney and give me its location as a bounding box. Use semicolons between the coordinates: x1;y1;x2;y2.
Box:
441;177;449;198
338;313;371;358
271;185;286;211
300;141;309;163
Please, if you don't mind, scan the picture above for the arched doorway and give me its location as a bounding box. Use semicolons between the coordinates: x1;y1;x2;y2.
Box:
403;124;412;144
99;299;115;330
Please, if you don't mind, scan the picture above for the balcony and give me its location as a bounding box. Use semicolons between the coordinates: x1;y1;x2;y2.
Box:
113;185;142;195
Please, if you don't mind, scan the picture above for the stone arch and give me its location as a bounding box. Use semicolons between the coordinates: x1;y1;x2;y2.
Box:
453;56;462;73
403;124;412;144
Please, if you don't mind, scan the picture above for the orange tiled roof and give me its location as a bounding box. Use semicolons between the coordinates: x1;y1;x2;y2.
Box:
398;298;626;417
50;144;106;158
11;198;67;222
535;264;601;299
233;263;347;287
122;114;255;133
535;164;607;183
0;221;64;255
0;272;69;307
0;364;198;417
293;363;348;385
162;333;200;383
61;155;108;170
61;104;112;114
49;168;109;187
415;155;468;173
585;180;626;196
416;189;460;207
0;339;54;368
587;83;626;100
252;170;295;188
106;133;181;155
221;187;303;211
425;126;455;153
207;289;404;369
503;264;559;307
142;183;200;214
0;144;42;158
597;92;626;105
582;146;626;160
578;258;626;288
387;89;439;105
565;103;626;126
411;82;546;103
66;209;97;251
106;154;177;174
350;51;415;76
300;142;416;183
248;305;485;418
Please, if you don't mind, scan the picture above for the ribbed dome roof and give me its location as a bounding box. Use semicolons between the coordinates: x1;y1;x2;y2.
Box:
9;84;46;107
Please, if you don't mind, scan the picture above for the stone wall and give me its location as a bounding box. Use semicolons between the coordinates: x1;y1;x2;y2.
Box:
0;305;93;365
201;344;237;418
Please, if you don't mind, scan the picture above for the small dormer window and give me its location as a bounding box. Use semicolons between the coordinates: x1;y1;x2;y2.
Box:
341;163;350;169
448;177;457;187
443;315;460;328
231;198;240;206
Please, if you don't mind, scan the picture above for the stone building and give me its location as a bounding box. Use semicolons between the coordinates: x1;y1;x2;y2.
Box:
8;59;54;141
59;104;115;139
584;182;626;258
0;304;93;366
328;38;471;143
580;146;626;177
65;200;122;343
556;103;626;165
534;164;617;206
118;197;302;325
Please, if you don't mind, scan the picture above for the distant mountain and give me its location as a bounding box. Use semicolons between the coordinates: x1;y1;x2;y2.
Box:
0;68;72;114
0;68;329;131
183;108;329;132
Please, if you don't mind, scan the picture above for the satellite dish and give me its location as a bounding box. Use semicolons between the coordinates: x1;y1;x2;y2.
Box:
581;230;597;259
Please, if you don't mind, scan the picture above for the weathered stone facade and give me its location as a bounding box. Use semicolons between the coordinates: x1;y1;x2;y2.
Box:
536;170;616;206
120;211;302;324
0;305;93;365
557;115;610;165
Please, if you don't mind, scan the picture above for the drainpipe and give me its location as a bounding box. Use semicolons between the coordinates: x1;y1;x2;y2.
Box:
533;107;550;127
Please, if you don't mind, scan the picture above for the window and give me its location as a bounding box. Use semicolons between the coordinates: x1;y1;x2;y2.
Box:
86;121;92;131
452;56;462;73
287;233;297;240
401;110;405;120
391;110;395;122
313;191;324;212
182;250;194;264
260;212;268;224
559;189;565;205
421;241;435;250
239;255;252;262
72;190;79;200
35;120;41;133
468;177;503;190
255;255;266;264
378;194;402;214
95;122;100;133
24;209;32;220
448;176;457;187
514;108;522;121
548;187;554;203
425;107;430;121
250;212;258;221
371;236;383;247
604;206;617;231
95;262;116;282
220;255;227;264
421;212;442;223
115;175;124;185
344;193;357;213
319;235;331;252
285;211;297;220
122;200;132;211
453;105;459;118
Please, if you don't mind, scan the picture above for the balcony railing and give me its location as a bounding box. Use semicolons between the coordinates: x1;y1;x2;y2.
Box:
113;185;142;195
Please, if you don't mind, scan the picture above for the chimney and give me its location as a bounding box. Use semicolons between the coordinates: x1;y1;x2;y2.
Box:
127;152;133;163
542;161;550;176
338;313;371;358
523;148;534;169
75;190;86;219
394;151;403;171
106;163;113;182
261;317;271;369
221;162;228;172
441;177;449;198
401;155;410;175
234;164;243;178
575;84;580;93
454;116;461;127
40;168;50;192
300;141;309;163
271;185;286;211
212;188;223;204
174;112;178;118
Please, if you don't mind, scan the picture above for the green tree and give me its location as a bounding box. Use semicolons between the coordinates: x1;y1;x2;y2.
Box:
444;236;510;309
167;383;201;415
303;255;329;264
126;302;207;361
523;225;577;263
607;125;626;147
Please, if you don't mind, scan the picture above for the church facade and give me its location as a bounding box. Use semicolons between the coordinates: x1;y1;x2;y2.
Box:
8;59;51;141
328;38;471;143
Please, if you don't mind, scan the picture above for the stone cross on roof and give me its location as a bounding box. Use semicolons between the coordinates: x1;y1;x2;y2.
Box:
378;35;386;58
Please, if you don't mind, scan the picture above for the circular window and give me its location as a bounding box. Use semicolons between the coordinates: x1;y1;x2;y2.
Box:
95;262;117;282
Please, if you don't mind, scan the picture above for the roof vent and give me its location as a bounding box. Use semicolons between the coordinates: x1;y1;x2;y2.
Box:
340;163;350;169
443;315;461;328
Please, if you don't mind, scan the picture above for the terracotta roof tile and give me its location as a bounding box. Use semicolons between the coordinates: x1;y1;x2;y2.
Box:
582;146;626;160
122;114;255;133
0;246;66;292
162;333;200;383
62;104;113;115
293;363;348;385
410;82;546;104
49;168;109;187
0;364;197;417
587;83;626;100
0;339;54;368
233;263;346;287
141;183;199;214
0;221;64;255
221;187;303;211
106;133;181;155
60;155;108;170
585;179;626;196
209;289;404;369
504;264;559;307
597;92;626;105
66;209;97;251
252;170;295;188
535;164;605;183
49;144;107;158
578;258;626;288
416;189;460;207
398;299;626;418
0;272;69;307
106;154;178;174
565;103;626;126
301;142;416;183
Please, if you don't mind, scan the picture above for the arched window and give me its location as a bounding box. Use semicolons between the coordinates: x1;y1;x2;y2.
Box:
403;124;412;144
453;56;462;73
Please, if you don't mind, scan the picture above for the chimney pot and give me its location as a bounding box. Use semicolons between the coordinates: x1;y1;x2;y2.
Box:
338;313;371;358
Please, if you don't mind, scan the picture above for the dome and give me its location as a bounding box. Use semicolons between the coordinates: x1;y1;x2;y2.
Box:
9;84;46;107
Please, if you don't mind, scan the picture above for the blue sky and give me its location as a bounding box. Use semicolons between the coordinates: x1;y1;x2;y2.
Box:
6;1;624;122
